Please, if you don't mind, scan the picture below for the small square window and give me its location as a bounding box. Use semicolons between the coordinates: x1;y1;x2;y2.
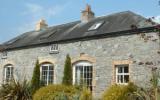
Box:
50;44;59;54
115;64;129;84
2;51;7;59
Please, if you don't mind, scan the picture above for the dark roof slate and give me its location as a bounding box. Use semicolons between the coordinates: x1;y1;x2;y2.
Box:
2;11;157;50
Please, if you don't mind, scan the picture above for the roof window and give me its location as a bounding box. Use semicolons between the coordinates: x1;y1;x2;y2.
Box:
6;38;19;45
40;30;57;40
88;21;104;31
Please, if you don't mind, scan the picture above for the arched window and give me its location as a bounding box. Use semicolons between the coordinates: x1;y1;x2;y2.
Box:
73;61;93;90
4;64;14;83
40;63;54;85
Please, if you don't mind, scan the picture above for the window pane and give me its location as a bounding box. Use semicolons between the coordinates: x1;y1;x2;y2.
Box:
117;75;123;83
49;66;54;70
42;66;48;70
118;67;123;73
124;67;129;73
124;75;129;83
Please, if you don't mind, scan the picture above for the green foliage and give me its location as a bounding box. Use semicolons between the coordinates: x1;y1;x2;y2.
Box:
31;60;40;94
0;79;32;100
33;84;93;100
33;84;79;100
151;69;160;89
80;87;92;100
124;69;160;100
151;69;160;100
62;54;72;85
102;83;137;100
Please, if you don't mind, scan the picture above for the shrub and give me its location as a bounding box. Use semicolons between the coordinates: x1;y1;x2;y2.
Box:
33;85;93;100
80;87;92;100
62;54;72;85
0;79;32;100
31;60;40;95
33;84;79;100
102;83;137;100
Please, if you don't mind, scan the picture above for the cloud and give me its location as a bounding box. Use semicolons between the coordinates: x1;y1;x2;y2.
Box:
24;3;64;20
17;2;70;33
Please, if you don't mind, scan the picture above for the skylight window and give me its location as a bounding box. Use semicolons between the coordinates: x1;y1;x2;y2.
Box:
6;38;19;45
40;30;57;40
88;21;104;31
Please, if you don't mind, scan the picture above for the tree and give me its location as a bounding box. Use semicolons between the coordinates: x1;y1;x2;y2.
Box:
150;68;160;100
31;60;40;94
62;54;72;85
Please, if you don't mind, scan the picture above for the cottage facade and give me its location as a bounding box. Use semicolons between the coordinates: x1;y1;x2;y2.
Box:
0;5;160;98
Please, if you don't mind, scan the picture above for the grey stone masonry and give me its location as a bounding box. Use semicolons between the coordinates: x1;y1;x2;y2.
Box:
0;32;160;99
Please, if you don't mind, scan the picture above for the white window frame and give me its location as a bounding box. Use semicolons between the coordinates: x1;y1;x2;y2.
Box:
40;63;54;85
4;65;13;83
50;44;59;53
2;51;7;59
73;61;93;90
88;21;104;31
115;64;129;85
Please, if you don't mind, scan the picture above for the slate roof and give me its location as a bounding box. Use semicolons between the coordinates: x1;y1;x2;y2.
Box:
2;11;158;50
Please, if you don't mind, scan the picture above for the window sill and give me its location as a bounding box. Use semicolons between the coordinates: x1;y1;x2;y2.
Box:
116;83;128;85
1;56;7;59
49;50;59;54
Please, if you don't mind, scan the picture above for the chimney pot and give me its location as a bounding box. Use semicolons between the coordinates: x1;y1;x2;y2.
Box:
81;4;95;23
36;19;48;31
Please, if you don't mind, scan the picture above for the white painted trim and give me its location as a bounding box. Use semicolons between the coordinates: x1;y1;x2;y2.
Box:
115;65;129;84
4;65;13;83
72;61;93;86
40;63;54;85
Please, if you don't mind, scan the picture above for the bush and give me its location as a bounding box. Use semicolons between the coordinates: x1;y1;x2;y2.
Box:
80;87;92;100
0;79;32;100
33;85;79;100
102;83;137;100
33;85;93;100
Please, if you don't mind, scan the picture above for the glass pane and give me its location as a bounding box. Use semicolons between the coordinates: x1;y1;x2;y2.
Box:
117;75;123;83
87;66;90;72
84;66;87;72
49;66;53;70
124;67;129;73
124;75;129;83
118;67;123;73
42;66;48;70
84;72;87;78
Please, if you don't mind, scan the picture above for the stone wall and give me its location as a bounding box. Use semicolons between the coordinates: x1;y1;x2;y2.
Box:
0;32;160;98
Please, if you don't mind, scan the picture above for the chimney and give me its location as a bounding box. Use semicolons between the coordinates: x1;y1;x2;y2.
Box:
81;4;95;23
36;19;48;31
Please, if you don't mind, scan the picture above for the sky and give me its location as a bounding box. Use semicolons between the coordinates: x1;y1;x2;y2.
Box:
0;0;160;43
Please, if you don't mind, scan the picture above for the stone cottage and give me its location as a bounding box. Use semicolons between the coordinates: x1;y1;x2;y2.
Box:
0;5;160;98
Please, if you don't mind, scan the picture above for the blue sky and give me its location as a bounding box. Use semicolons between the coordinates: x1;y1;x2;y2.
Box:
0;0;160;43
